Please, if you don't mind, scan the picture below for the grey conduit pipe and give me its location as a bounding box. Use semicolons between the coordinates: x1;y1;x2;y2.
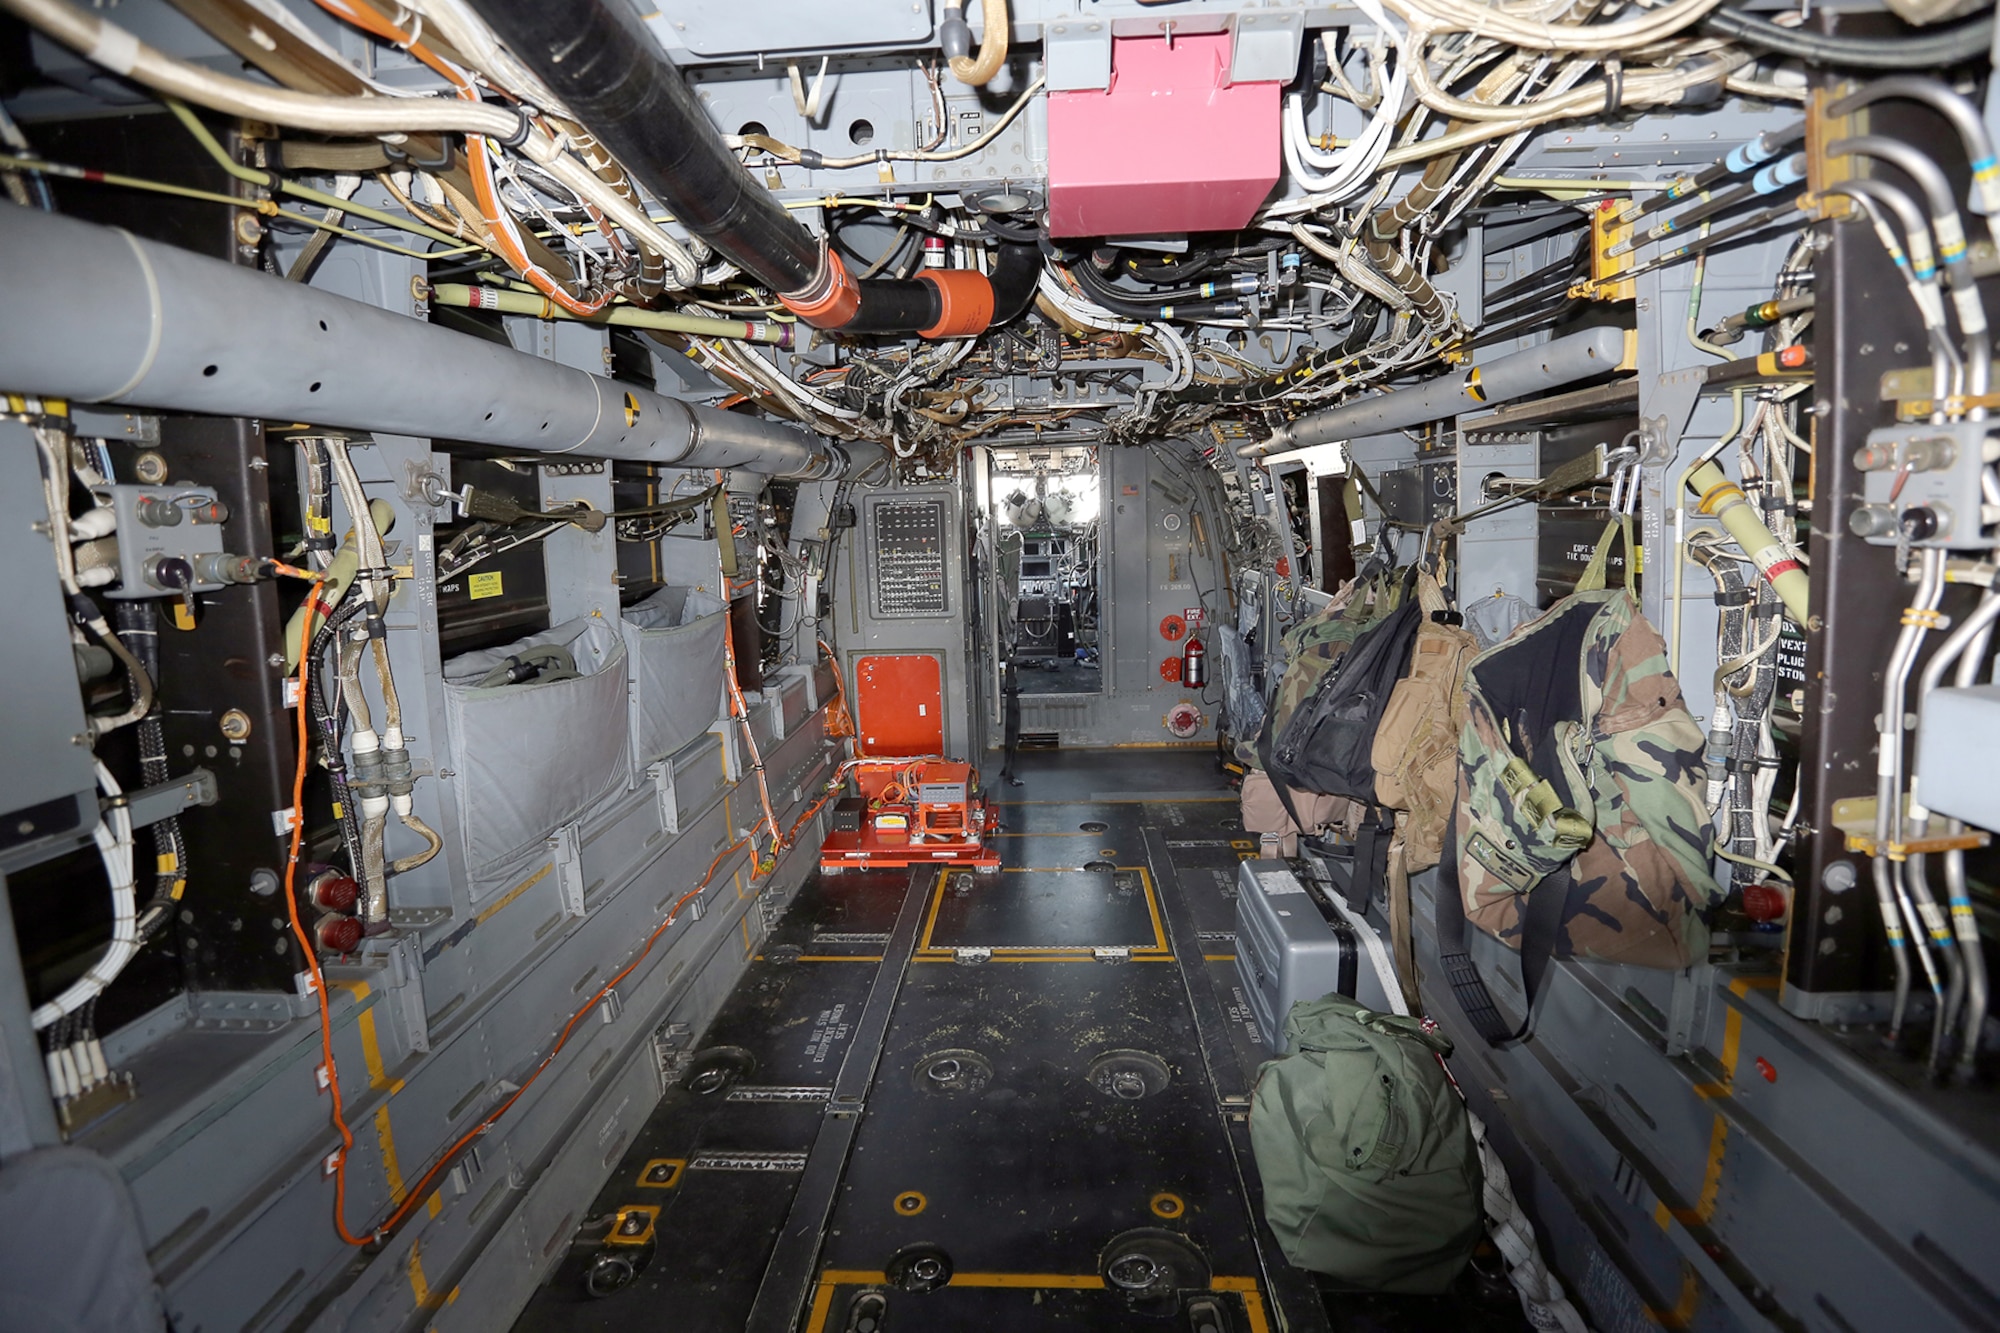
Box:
1827;78;2000;218
1242;326;1627;454
0;202;868;480
1875;548;1948;1043
1820;180;1960;410
1830;136;1991;411
1908;587;2000;1075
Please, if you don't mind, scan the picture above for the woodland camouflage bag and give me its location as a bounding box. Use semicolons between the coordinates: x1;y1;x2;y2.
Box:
1451;517;1720;973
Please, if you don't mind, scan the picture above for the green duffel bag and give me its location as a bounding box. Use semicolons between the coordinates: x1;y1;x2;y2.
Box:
1249;994;1483;1293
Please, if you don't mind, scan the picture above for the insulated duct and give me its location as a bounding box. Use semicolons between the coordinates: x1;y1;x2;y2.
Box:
0;203;869;479
463;0;1038;337
1243;326;1630;454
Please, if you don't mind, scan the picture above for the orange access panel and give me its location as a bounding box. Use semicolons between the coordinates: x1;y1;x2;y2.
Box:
853;654;944;757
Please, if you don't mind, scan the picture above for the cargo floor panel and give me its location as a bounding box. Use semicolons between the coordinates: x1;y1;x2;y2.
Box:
815;945;1270;1317
512;753;1321;1331
919;866;1168;955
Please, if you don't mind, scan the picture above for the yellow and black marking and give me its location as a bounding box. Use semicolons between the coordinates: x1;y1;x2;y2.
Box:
637;1158;684;1189
1645;969;1784;1333
892;1190;928;1216
622;391;641;427
804;1272;1268;1333
605;1204;660;1247
914;865;1172;962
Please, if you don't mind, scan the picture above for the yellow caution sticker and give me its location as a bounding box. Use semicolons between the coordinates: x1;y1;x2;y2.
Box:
467;571;504;601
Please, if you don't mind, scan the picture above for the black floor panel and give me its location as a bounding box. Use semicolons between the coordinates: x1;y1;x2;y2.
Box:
515;751;1518;1333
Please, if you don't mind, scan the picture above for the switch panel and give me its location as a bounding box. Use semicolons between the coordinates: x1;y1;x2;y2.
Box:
105;483;230;599
868;497;949;618
1850;419;1997;550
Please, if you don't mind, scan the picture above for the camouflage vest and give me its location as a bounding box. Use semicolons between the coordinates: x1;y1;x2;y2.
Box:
1453;518;1720;969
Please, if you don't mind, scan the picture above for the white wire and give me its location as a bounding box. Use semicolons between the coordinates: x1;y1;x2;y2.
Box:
31;762;137;1031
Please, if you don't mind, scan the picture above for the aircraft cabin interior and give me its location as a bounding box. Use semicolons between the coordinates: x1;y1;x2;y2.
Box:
0;0;1997;1330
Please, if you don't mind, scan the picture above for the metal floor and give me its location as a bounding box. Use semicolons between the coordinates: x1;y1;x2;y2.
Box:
511;749;1527;1332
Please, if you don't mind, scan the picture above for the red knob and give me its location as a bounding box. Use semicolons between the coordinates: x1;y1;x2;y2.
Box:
310;873;360;914
317;915;364;954
1741;883;1787;923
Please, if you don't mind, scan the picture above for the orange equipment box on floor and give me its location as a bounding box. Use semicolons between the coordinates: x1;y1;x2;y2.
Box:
819;757;1000;872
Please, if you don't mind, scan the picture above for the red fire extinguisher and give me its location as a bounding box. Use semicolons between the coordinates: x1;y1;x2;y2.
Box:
1181;634;1207;689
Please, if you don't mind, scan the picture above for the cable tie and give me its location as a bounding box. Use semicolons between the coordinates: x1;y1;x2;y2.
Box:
497;105;535;151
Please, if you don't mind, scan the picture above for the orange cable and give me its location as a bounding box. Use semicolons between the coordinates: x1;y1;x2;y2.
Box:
308;0;612;317
289;566;754;1244
283;580;370;1245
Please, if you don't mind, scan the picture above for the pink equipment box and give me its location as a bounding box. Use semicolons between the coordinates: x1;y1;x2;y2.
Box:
1046;33;1281;240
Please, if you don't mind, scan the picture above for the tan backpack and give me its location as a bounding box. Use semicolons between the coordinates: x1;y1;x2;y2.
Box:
1370;569;1477;873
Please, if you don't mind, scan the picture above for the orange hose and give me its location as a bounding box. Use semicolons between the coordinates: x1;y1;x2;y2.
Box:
283;581;370;1245
308;0;613;317
290;568;752;1244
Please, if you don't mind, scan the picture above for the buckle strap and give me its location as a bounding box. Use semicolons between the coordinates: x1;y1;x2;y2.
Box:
1499;758;1592;850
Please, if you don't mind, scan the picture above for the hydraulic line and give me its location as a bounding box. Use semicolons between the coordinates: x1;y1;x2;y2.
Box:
1830;137;1991;404
1604;154;1805;258
1702;7;1995;70
1875;548;1948;1044
1828;79;2000;218
1068;259;1253;322
1619;122;1803;224
1821;181;1959;406
1908;586;2000;1072
1944;849;1988;1083
422;281;796;346
1616;196;1808;284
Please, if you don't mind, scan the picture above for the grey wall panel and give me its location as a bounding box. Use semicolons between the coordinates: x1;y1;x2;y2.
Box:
1012;446;1232;747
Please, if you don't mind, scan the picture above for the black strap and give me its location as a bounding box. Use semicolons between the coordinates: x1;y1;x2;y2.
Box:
1348;809;1389;914
999;659;1022;786
1434;815;1570;1047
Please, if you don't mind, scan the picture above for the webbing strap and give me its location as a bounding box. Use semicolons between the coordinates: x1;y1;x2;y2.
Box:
1435;816;1570;1047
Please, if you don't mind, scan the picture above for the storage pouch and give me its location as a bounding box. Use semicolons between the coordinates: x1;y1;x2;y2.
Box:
619;586;729;767
442;616;629;882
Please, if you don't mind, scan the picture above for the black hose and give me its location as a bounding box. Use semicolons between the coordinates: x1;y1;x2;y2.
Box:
467;0;820;292
466;0;1038;338
990;242;1041;325
1703;8;1994;68
1068;260;1243;320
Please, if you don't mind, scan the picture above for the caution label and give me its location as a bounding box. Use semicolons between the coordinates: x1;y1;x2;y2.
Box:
467;571;505;601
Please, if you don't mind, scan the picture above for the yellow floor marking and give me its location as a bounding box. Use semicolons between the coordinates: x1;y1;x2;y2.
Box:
918;867;950;951
804;1272;1268;1332
374;1104;407;1205
992;831;1103;838
912;952;1175;964
1203;954;1236;962
407;1239;429;1305
1645;1263;1701;1329
991;797;1233;806
1137;865;1168;952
